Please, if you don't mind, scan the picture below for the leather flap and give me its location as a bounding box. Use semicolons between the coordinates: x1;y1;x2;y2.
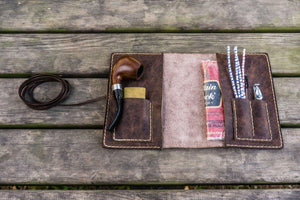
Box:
216;53;283;149
103;53;163;149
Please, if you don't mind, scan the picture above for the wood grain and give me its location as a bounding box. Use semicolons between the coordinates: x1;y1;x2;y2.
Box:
0;78;298;126
0;190;300;200
0;0;299;31
275;78;300;125
0;129;299;184
0;0;298;191
0;78;107;126
0;34;300;75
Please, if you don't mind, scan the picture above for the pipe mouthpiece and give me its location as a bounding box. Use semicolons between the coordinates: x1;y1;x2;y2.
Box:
108;89;123;131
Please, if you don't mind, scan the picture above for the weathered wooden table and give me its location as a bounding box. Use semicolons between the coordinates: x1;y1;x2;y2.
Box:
0;0;300;199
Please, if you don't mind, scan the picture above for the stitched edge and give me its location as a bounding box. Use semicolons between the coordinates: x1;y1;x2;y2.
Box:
233;99;254;141
264;103;273;141
102;53;114;148
224;53;282;148
245;101;272;141
250;101;255;137
103;53;161;149
234;100;272;141
226;144;280;148
113;101;152;142
104;53;282;149
265;53;283;148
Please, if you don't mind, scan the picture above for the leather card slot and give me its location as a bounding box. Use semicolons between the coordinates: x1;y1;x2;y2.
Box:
113;98;152;142
216;53;283;149
233;99;272;141
251;100;272;141
232;99;255;140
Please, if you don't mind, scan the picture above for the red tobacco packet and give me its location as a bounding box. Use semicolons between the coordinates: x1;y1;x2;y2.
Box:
202;61;225;140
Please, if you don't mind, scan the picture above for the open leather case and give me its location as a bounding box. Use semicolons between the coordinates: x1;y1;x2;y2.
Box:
103;53;283;149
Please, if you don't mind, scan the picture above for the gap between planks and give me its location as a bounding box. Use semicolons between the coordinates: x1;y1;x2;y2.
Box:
0;129;299;184
0;78;299;126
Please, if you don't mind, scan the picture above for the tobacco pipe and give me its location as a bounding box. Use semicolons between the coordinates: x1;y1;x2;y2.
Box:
108;56;144;131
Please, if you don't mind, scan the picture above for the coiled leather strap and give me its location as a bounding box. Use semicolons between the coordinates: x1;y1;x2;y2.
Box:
18;74;106;110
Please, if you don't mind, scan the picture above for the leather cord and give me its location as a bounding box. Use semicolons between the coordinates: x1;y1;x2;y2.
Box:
18;74;106;110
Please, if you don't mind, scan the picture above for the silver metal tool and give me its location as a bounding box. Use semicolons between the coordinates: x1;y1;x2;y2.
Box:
253;84;263;100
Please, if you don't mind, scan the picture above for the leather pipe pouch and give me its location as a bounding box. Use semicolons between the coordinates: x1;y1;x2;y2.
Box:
103;53;282;149
216;53;282;148
103;54;163;149
232;99;272;141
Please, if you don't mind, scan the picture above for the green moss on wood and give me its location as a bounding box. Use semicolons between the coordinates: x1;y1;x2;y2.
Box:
0;26;299;33
0;124;103;129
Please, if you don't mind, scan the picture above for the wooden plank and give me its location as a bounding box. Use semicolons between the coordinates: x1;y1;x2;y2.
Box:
0;34;300;75
0;78;299;126
275;78;300;125
0;189;300;200
0;128;299;184
0;78;107;126
0;0;299;31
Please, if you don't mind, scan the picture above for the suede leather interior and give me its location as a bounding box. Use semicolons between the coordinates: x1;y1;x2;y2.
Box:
162;53;225;148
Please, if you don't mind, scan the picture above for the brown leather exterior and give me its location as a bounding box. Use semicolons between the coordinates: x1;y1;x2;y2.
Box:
216;53;283;148
103;53;163;149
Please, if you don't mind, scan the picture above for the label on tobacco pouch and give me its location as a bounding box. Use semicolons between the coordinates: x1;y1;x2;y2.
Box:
202;61;225;140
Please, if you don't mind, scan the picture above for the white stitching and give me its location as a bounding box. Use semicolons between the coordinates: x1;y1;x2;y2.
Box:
251;101;255;137
103;53;162;149
233;99;254;141
226;53;282;148
234;100;272;141
104;53;282;149
265;103;273;141
227;144;280;148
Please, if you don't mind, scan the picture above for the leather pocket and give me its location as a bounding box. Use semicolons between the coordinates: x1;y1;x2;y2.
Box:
113;98;152;142
251;100;272;141
232;99;254;140
232;99;271;141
